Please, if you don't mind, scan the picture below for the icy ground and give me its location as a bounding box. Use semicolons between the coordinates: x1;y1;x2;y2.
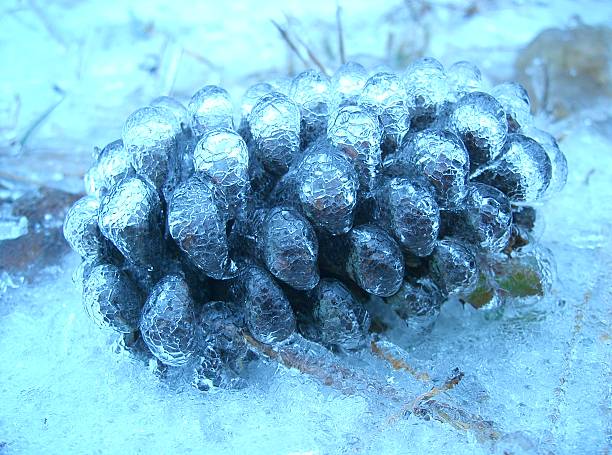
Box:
1;1;611;454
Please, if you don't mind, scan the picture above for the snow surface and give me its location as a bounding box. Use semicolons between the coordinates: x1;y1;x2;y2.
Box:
1;1;611;454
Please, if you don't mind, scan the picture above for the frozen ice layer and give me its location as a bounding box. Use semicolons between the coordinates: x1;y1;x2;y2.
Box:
402;57;449;128
189;85;235;136
83;262;143;333
454;183;513;252
360;71;410;152
448;92;508;172
289;69;331;147
122;106;180;191
447;61;482;101
97;176;164;270
524;127;568;197
490;82;532;132
293;144;359;235
310;278;371;351
140;275;197;366
248;92;301;176
374;177;440;257
63;196;108;259
54;56;579;445
389;129;470;209
237;264;296;344
327;104;382;193
474;133;552;203
193;128;250;217
330;61;368;109
84;139;132;199
429;239;479;296
341;224;404;297
259;207;319;291
384;277;444;336
168;175;237;280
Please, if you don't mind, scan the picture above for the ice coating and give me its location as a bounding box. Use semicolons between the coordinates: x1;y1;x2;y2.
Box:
375;177;440;257
447;60;482;101
260;207;319;291
239;264;296;344
294;143;359;235
193;128;249;216
345;224;404;297
63;196;108;259
122;106;179;191
248;92;301;175
150;96;191;132
384;277;444;336
192;345;247;391
460;183;513;252
52;53;575;438
140;275;197;366
327;104;383;193
269;76;292;96
392;129;470;209
167;175;237;280
401;57;449;127
448;91;508;171
490;82;532;132
289;69;331;147
189;85;234;136
429;239;479;296
97;176;163;270
311;278;370;351
195;301;248;369
82;263;143;333
524;127;568;197
240;82;275;119
360;71;410;152
474;133;552;203
84;139;132;199
329;61;368;109
192;301;249;390
491;245;556;298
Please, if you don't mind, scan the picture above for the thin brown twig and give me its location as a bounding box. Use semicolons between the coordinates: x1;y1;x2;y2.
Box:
292;33;329;76
18;94;65;150
271;20;310;69
243;331;402;400
370;338;431;383
385;367;501;442
181;47;221;70
336;4;346;64
387;368;464;425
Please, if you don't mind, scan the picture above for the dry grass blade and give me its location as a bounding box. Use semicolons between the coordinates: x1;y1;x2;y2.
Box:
336;4;346;64
414;400;502;443
386;367;503;443
271;20;310;69
370;337;430;382
292;33;329;76
243;331;404;400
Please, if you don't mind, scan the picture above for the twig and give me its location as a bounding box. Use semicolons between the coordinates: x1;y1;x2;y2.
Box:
17;92;65;150
293;33;328;76
243;331;403;400
181;48;221;71
414;400;502;442
336;4;346;64
271;20;310;69
370;337;430;383
386;367;502;442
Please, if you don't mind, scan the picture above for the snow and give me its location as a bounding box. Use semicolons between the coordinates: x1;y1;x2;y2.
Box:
1;1;611;454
